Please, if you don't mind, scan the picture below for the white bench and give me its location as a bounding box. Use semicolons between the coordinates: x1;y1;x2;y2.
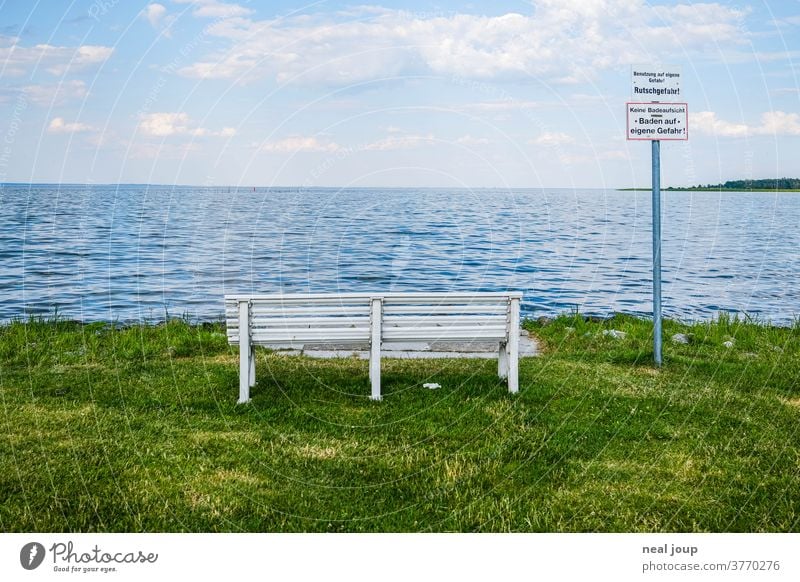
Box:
224;292;522;403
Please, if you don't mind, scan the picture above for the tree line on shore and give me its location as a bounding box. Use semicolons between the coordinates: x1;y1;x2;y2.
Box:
671;178;800;190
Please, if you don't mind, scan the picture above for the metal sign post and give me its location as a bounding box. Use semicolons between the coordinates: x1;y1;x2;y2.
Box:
627;64;687;367
651;139;662;366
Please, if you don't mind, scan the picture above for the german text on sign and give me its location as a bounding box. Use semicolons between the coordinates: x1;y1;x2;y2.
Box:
626;102;688;141
631;65;681;99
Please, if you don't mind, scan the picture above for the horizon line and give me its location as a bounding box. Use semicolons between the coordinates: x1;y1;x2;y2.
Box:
0;181;645;190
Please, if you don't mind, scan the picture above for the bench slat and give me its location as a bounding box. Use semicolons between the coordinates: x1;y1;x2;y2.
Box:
382;325;507;337
382;304;507;315
227;306;369;317
226;292;521;301
248;316;369;326
383;298;509;307
383;315;505;326
227;321;368;330
251;330;370;342
226;320;366;331
226;297;371;307
382;331;506;341
229;317;505;330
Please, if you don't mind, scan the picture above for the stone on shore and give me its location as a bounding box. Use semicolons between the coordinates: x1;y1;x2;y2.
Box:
602;329;626;340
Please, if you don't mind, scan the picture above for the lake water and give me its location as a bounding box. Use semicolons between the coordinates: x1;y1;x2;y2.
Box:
1;184;798;325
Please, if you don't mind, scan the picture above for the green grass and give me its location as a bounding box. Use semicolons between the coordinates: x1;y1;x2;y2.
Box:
1;314;799;532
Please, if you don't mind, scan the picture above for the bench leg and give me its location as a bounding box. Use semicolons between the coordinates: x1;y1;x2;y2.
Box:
239;339;251;403
370;345;381;400
507;297;520;394
498;342;508;379
508;339;519;394
370;297;382;401
238;300;251;404
249;347;256;387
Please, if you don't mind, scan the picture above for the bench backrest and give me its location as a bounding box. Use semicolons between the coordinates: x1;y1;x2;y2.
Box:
225;292;522;346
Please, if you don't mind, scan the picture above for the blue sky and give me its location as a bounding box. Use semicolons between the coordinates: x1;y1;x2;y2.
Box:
0;0;798;187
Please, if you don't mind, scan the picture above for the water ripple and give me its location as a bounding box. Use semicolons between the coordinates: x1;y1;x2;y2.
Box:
0;184;798;324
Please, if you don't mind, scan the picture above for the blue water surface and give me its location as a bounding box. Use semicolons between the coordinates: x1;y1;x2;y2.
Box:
0;184;798;324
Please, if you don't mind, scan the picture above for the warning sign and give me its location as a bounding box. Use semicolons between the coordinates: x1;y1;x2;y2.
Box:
632;65;681;100
626;102;688;141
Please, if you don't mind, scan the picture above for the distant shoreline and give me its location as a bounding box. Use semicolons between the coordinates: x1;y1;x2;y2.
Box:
3;182;800;192
618;188;800;192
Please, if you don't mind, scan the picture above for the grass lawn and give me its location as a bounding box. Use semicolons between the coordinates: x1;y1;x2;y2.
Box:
1;314;798;532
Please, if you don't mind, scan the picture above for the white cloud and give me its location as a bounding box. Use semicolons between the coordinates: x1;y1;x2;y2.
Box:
0;38;113;77
692;110;800;137
141;3;174;37
28;80;88;106
455;135;490;146
771;88;800;96
259;133;485;154
129;141;203;160
362;134;436;151
531;132;575;146
139;112;190;136
258;136;341;153
31;80;88;105
173;0;252;19
138;112;236;137
177;2;746;86
757;111;800;136
692;111;749;137
85;131;121;148
556;148;630;165
597;149;630;161
460;101;541;112
142;3;167;27
48;117;95;134
0;80;88;106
